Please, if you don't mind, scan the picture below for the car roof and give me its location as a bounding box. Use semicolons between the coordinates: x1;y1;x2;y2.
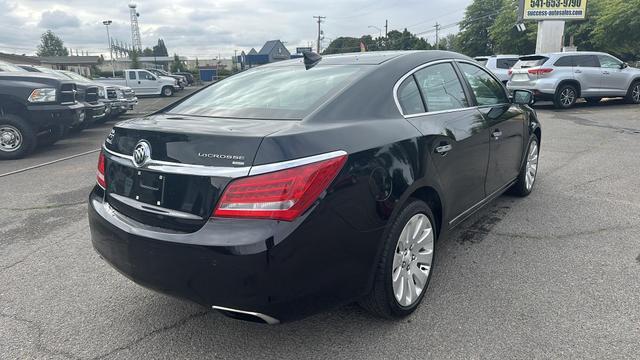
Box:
475;55;519;59
521;51;610;58
266;50;471;67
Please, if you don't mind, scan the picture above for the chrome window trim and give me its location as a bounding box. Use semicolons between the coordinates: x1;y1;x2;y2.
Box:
103;146;347;178
393;59;476;118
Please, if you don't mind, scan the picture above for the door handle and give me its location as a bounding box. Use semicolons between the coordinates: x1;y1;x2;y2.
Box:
138;81;141;84
435;143;452;155
574;69;582;74
603;71;610;75
492;129;502;140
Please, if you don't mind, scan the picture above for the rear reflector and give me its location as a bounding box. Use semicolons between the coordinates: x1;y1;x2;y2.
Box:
528;68;553;75
213;154;347;221
97;151;106;189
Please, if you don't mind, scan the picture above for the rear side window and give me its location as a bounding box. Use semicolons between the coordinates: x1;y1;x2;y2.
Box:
414;63;468;112
514;56;549;69
128;71;136;80
458;63;508;106
168;65;364;120
574;55;599;67
397;77;425;115
554;56;574;67
496;58;518;69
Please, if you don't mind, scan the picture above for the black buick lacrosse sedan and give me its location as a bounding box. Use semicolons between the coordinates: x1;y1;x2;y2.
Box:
89;51;541;324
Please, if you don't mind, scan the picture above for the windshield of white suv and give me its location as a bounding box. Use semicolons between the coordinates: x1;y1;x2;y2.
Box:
167;65;365;120
0;61;27;72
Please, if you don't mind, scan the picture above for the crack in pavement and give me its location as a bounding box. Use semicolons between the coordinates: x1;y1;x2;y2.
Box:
552;111;640;134
0;201;86;212
91;311;209;360
0;312;84;360
461;224;639;241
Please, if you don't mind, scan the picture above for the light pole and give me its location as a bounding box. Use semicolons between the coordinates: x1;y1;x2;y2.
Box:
102;20;115;77
368;25;382;38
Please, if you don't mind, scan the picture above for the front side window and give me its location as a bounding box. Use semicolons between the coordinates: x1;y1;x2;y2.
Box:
139;71;155;80
574;55;599;68
597;55;622;69
414;63;468;112
397;77;425;115
168;65;364;120
128;71;137;80
458;62;508;106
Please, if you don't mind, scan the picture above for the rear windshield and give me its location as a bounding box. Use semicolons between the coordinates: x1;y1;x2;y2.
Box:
496;58;518;69
167;65;365;120
513;56;549;69
475;58;488;66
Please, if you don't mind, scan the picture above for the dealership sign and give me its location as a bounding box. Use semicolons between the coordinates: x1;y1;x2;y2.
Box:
521;0;588;20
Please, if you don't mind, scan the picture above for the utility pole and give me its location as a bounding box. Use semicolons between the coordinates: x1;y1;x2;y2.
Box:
434;22;441;50
384;19;388;37
313;16;326;53
102;20;115;77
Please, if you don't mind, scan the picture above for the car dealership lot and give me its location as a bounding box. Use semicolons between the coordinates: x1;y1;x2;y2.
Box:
1;99;639;359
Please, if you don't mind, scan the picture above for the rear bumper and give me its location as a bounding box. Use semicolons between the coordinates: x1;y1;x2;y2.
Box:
88;187;382;323
26;102;85;129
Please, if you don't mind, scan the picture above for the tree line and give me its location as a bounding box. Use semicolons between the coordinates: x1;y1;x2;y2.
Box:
324;0;640;61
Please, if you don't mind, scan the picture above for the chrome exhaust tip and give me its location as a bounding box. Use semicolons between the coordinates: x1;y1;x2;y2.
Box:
212;305;280;325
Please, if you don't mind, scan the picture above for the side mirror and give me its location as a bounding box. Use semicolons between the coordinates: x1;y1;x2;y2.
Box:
621;62;629;69
512;89;534;105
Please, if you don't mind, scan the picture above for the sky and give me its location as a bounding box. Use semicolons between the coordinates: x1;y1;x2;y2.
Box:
0;0;472;59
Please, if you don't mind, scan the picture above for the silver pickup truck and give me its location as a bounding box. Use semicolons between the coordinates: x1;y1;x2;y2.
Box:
98;69;178;97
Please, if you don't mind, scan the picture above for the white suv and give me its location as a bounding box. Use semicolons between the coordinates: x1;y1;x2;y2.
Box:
507;51;640;109
474;55;520;83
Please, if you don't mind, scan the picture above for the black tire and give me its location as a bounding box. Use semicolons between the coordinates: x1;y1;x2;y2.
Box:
162;86;174;97
585;97;602;104
554;84;578;109
510;134;540;197
359;199;436;319
38;125;65;147
0;113;37;160
625;81;640;104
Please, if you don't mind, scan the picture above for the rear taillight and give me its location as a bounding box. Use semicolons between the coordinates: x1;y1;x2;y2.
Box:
213;154;348;221
508;69;513;76
528;68;553;75
97;151;106;189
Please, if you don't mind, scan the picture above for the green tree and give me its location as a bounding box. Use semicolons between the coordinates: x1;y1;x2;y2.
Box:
36;30;69;57
153;39;169;57
489;0;537;55
438;33;459;52
592;0;640;59
142;47;154;56
130;50;141;69
170;54;184;72
563;1;602;52
322;37;362;54
457;0;506;56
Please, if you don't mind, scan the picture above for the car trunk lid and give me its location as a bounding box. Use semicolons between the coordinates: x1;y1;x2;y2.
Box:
102;114;295;232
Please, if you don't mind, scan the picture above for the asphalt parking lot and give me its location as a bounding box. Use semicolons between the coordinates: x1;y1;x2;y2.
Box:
1;97;639;359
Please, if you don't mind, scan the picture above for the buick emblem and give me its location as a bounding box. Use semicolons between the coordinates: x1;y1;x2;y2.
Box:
132;140;151;167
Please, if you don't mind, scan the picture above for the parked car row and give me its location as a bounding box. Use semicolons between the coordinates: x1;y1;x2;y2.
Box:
477;52;640;109
98;69;182;97
0;60;137;159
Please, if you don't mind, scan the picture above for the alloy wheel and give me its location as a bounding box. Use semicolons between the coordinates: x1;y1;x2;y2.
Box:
392;213;434;307
525;140;539;190
560;88;575;107
633;84;640;103
0;125;23;152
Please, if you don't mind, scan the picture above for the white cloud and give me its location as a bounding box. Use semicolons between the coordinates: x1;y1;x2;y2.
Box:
0;0;471;58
